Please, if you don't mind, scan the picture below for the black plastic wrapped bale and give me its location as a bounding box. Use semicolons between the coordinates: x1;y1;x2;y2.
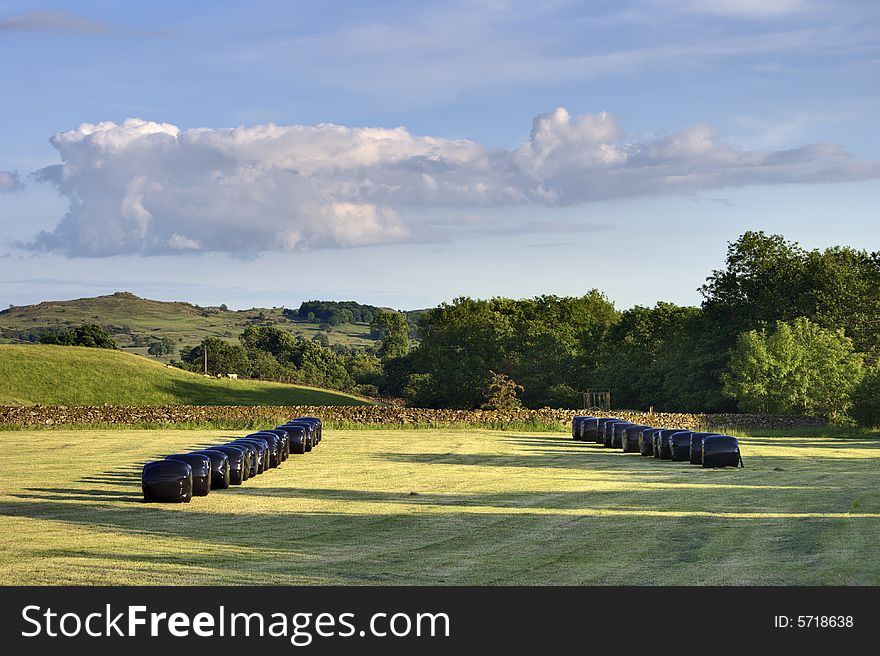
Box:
165;453;211;496
612;422;632;449
621;425;649;453
231;438;268;474
284;421;315;452
279;424;307;454
652;431;661;458
655;429;679;460
689;432;721;465
295;416;323;444
595;418;612;444
702;435;743;468
292;417;322;445
227;440;259;476
210;445;248;484
580;417;599;441
193;449;230;489
261;428;290;461
142;460;192;503
639;428;658;456
602;419;627;448
248;432;282;468
572;416;589;440
668;431;695;461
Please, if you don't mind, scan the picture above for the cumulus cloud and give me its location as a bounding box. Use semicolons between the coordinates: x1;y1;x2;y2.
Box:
0;170;22;193
26;110;880;256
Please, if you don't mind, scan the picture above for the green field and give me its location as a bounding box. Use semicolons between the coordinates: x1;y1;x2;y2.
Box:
0;292;377;356
0;343;372;406
0;427;877;585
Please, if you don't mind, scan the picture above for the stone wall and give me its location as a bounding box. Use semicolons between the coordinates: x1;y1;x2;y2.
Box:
0;404;826;430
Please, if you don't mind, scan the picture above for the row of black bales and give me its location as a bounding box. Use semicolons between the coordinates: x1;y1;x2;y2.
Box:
141;416;323;503
571;416;743;468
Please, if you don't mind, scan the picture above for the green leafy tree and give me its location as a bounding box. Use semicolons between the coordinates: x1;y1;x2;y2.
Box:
722;317;863;418
370;311;410;359
182;337;250;376
480;372;524;410
39;324;118;349
851;365;880;427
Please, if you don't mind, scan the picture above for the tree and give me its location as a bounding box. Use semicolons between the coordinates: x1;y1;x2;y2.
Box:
480;372;524;410
147;337;176;356
39;324;117;349
722;317;863;418
370;311;410;360
182;338;250;376
851;365;880;427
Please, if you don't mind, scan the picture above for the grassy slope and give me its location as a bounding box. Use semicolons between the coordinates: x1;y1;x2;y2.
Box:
0;343;372;406
0;292;376;355
0;427;876;585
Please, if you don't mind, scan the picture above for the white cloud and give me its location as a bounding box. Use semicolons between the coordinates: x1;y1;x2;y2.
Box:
0;170;22;192
26;111;880;256
0;10;108;33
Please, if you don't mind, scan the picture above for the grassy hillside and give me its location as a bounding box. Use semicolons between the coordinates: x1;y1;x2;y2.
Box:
0;427;876;585
0;343;373;406
0;291;377;357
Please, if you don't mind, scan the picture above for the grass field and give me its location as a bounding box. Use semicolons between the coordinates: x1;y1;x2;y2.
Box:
0;343;373;406
0;427;877;585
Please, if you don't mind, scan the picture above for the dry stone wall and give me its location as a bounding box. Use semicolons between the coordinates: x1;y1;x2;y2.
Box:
0;404;826;430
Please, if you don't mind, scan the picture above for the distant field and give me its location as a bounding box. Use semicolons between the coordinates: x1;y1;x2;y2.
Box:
0;427;876;585
0;292;377;356
0;343;373;406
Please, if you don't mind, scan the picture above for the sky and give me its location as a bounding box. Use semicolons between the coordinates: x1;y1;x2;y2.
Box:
0;0;878;311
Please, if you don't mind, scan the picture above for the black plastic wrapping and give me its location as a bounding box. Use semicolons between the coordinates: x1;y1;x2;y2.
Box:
261;428;291;460
688;432;721;465
279;424;307;454
668;431;694;461
655;429;680;459
702;435;742;468
652;431;661;458
165;453;211;496
283;421;315;451
621;425;649;453
595;418;612;444
247;432;282;468
193;449;230;489
211;445;249;484
231;438;267;474
292;417;322;446
612;422;632;449
639;428;658;456
580;417;599;441
294;416;323;444
572;416;589;440
142;460;192;503
602;419;627;448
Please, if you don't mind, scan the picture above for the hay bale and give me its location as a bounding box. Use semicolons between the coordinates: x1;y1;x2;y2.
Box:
230;438;268;474
639;428;658;456
655;429;679;459
247;432;283;468
291;417;322;446
702;435;743;468
165;453;211;496
612;422;632;449
689;432;721;465
278;424;306;454
192;449;230;489
283;420;316;452
142;460;192;503
621;425;650;453
258;428;290;461
668;431;695;462
211;445;249;484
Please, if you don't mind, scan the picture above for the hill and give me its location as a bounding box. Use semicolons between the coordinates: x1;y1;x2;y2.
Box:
0;291;378;358
0;343;374;406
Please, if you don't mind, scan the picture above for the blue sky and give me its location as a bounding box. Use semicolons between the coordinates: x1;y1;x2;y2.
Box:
1;0;878;310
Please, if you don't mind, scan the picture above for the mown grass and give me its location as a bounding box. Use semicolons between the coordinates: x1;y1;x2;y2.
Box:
0;343;373;406
0;427;877;585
